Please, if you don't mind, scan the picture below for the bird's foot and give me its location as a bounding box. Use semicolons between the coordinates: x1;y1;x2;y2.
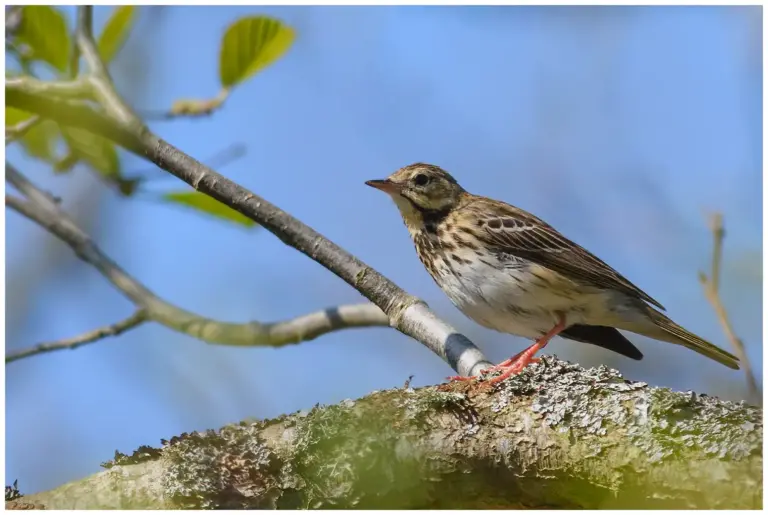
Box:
485;354;540;385
445;351;536;383
445;315;566;386
483;317;566;385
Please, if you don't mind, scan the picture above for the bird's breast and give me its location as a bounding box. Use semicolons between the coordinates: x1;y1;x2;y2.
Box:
412;231;614;337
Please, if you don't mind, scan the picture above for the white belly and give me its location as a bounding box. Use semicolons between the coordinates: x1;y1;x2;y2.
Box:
433;254;616;339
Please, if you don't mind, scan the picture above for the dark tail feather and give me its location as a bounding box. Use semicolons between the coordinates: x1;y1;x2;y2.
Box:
560;324;643;361
642;310;740;370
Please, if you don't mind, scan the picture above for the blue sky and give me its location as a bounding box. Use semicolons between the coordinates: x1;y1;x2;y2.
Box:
6;6;761;493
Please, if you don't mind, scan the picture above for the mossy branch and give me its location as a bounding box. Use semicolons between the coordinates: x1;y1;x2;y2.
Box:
11;357;761;510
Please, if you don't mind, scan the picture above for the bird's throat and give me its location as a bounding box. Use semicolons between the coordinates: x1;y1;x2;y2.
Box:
396;195;451;229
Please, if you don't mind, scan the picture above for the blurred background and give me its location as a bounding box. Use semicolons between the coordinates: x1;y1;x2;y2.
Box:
6;5;762;494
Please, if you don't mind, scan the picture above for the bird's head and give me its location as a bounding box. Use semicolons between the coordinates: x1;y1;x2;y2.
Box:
365;163;465;229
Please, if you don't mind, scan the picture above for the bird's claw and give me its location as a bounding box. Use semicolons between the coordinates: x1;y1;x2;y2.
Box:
446;356;542;385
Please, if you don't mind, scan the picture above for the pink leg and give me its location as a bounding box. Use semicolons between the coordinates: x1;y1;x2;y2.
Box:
486;316;566;385
447;315;566;384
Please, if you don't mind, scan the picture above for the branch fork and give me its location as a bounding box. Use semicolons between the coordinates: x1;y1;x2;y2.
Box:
5;6;493;377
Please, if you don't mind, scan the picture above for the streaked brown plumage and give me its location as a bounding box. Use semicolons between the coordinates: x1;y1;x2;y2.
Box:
366;163;739;384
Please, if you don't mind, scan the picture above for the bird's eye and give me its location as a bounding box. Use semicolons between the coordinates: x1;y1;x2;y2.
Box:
413;173;430;187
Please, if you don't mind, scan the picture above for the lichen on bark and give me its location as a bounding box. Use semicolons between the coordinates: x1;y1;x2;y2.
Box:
14;356;762;509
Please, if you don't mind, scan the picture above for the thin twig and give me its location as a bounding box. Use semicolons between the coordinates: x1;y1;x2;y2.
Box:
5;115;40;145
698;213;759;403
708;213;724;292
5;310;148;363
76;6;142;128
5;179;391;364
69;8;81;79
6;164;60;207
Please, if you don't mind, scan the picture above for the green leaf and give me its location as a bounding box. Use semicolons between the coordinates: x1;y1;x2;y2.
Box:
16;6;70;73
6;108;61;161
20;121;60;162
98;6;137;63
61;127;121;178
163;191;257;227
219;16;294;88
5;107;33;127
6;104;61;162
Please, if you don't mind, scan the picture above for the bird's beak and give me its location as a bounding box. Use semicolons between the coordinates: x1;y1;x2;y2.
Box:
365;179;402;195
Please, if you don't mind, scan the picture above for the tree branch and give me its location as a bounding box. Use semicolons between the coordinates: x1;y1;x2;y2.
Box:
5;309;148;363
76;5;145;129
5;76;92;101
698;213;759;403
5;13;494;377
10;357;761;509
6;80;145;153
5;176;390;362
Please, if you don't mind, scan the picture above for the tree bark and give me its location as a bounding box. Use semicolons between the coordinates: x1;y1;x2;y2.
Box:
9;356;761;510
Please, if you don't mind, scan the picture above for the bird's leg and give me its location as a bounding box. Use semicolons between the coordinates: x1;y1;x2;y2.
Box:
446;345;549;382
484;352;550;373
446;315;567;384
481;350;526;373
485;315;567;385
445;349;541;383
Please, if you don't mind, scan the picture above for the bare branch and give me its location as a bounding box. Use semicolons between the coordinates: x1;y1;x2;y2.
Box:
708;212;724;291
698;212;759;403
6;70;493;378
5;176;391;363
126;143;247;185
5;309;148;363
6;165;61;207
6;5;493;375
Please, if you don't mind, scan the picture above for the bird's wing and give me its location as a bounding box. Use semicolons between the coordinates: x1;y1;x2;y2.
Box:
559;324;643;360
472;201;666;310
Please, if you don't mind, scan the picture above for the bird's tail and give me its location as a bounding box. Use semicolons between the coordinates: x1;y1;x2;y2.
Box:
625;308;740;370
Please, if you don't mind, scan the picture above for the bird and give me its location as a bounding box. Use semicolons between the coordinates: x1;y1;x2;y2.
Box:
365;163;739;385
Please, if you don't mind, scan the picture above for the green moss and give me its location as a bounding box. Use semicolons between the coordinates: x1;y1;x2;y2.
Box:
285;389;480;508
353;268;368;286
630;388;762;462
94;356;759;510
